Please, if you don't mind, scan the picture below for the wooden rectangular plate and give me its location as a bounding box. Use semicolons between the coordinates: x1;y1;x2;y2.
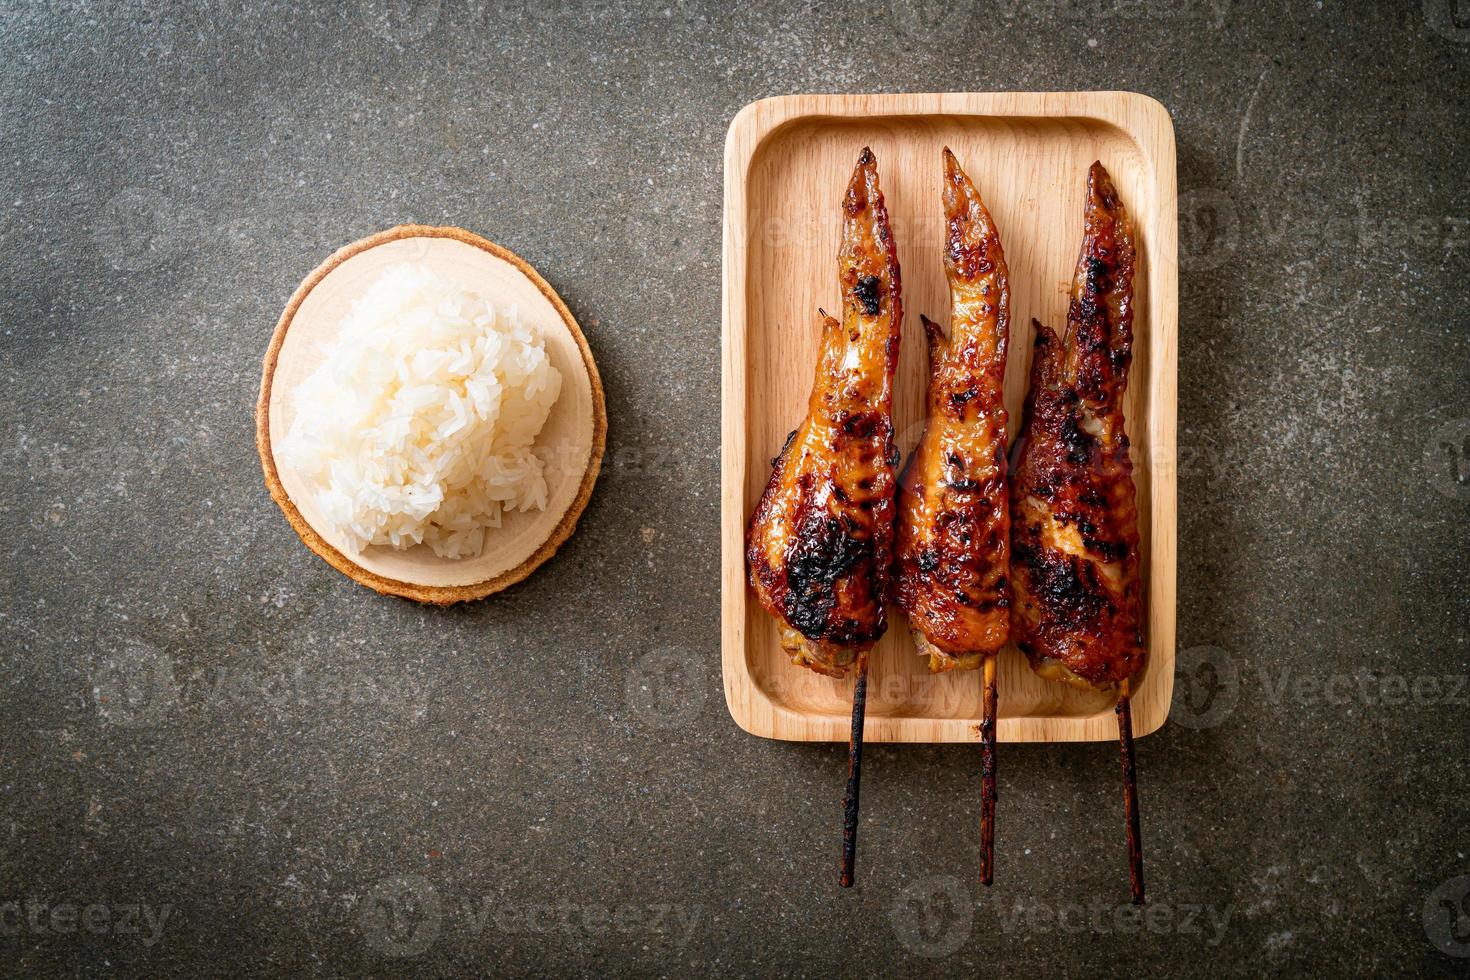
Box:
721;92;1177;743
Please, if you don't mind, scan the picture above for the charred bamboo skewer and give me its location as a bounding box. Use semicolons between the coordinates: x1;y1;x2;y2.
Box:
892;148;1012;886
1117;677;1144;904
744;148;903;890
1009;160;1146;904
839;655;870;887
979;652;999;885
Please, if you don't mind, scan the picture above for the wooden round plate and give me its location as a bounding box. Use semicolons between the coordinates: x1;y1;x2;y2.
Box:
256;225;607;604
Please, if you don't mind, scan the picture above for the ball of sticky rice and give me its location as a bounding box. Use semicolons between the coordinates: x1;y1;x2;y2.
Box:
279;262;563;559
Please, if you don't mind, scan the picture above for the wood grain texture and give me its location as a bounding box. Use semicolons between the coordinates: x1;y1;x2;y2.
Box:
721;93;1177;743
258;225;607;605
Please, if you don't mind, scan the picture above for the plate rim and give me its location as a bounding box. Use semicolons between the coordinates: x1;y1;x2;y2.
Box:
256;224;608;605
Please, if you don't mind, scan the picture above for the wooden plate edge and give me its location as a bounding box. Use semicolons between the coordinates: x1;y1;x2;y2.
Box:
719;92;1180;742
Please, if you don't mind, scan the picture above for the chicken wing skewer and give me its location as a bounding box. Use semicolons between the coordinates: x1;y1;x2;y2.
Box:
745;147;902;887
1009;161;1144;903
892;149;1011;885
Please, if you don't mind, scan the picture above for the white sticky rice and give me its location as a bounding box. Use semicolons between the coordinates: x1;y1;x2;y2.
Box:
279;262;563;559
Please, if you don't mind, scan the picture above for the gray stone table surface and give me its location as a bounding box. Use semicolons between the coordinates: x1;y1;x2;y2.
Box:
2;1;1467;975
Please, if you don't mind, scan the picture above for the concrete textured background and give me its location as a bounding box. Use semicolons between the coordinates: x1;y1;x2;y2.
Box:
2;0;1468;975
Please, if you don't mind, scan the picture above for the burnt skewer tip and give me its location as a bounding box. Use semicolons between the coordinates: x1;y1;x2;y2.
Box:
839;656;870;888
1117;680;1145;905
979;653;999;886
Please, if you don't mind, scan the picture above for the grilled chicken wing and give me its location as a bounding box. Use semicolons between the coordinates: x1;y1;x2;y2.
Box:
1009;161;1143;690
746;148;903;678
893;149;1011;673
